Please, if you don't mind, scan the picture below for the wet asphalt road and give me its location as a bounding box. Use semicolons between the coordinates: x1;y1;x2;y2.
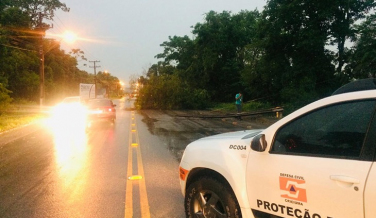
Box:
0;99;185;218
0;98;276;218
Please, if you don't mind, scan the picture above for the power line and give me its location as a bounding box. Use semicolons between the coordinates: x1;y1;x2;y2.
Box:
0;43;36;52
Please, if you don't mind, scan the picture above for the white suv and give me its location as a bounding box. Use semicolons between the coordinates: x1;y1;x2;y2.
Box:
179;79;376;218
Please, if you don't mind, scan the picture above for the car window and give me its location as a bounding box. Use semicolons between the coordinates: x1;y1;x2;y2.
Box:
271;100;376;158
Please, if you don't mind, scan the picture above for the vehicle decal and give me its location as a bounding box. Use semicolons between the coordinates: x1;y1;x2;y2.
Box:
280;174;307;203
229;145;247;150
179;167;188;181
256;200;333;218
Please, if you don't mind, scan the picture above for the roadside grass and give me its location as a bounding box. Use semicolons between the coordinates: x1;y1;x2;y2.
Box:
0;102;45;133
209;101;273;113
0;112;44;133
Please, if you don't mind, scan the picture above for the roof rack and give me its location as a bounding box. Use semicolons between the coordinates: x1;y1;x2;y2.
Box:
332;78;376;95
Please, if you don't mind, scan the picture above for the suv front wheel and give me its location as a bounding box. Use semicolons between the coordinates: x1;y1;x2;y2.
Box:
185;176;242;218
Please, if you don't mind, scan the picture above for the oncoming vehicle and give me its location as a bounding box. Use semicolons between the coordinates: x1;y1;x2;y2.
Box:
50;96;88;131
52;96;87;120
179;79;376;218
86;98;116;126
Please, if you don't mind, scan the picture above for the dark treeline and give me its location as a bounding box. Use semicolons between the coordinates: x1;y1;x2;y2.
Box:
0;0;120;109
137;0;376;111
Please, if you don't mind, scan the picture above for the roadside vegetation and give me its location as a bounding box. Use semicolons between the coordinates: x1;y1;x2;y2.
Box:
0;100;44;132
136;1;376;112
208;101;273;113
0;112;43;132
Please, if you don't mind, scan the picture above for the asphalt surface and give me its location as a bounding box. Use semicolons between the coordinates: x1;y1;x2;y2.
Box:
139;109;278;161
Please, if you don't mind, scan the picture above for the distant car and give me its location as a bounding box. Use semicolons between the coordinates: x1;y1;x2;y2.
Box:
179;78;376;218
87;98;116;125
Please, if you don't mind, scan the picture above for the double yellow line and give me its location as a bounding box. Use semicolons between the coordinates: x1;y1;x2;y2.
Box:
125;111;150;218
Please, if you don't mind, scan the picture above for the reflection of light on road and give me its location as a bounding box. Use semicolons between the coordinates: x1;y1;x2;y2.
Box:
46;108;90;199
54;129;89;202
53;129;87;169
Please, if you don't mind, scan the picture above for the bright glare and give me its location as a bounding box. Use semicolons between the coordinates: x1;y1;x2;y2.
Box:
44;102;89;191
48;102;88;133
63;31;77;44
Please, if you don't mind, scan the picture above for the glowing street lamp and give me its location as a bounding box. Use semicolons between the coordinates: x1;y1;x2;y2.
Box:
118;81;125;96
62;31;77;44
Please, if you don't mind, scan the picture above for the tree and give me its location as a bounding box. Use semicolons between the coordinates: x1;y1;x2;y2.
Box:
253;0;337;106
155;36;205;89
136;72;209;110
0;5;39;102
156;35;195;70
345;13;376;78
95;71;120;97
0;83;12;112
328;0;376;78
11;0;69;27
191;10;261;101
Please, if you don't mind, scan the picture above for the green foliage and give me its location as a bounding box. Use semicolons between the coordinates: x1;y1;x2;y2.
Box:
142;2;376;111
252;0;338;105
191;10;261;102
345;13;376;79
0;112;43;132
5;49;39;101
96;71;121;98
328;0;376;76
136;73;209;110
10;0;69;27
209;101;272;113
0;83;12;112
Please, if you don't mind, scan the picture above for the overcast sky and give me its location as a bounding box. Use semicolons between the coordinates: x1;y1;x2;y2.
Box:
47;0;266;85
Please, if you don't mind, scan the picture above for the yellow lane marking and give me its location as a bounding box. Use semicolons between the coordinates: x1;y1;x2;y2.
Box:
124;111;151;218
128;175;143;180
134;127;151;218
125;116;133;217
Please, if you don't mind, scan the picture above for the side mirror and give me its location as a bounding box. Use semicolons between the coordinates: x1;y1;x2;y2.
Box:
251;134;267;152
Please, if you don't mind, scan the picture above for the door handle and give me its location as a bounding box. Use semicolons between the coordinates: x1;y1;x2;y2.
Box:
330;175;360;188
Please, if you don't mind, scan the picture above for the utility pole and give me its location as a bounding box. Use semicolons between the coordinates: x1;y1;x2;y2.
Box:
37;12;51;109
89;60;100;98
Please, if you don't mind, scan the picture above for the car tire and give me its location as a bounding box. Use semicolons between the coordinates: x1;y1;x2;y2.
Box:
185;176;241;218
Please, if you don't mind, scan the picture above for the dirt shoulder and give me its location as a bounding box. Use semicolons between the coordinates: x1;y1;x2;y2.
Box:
138;110;279;161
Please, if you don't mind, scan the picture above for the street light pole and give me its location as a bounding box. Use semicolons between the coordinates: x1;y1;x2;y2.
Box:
37;12;49;109
89;60;100;98
39;37;45;108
